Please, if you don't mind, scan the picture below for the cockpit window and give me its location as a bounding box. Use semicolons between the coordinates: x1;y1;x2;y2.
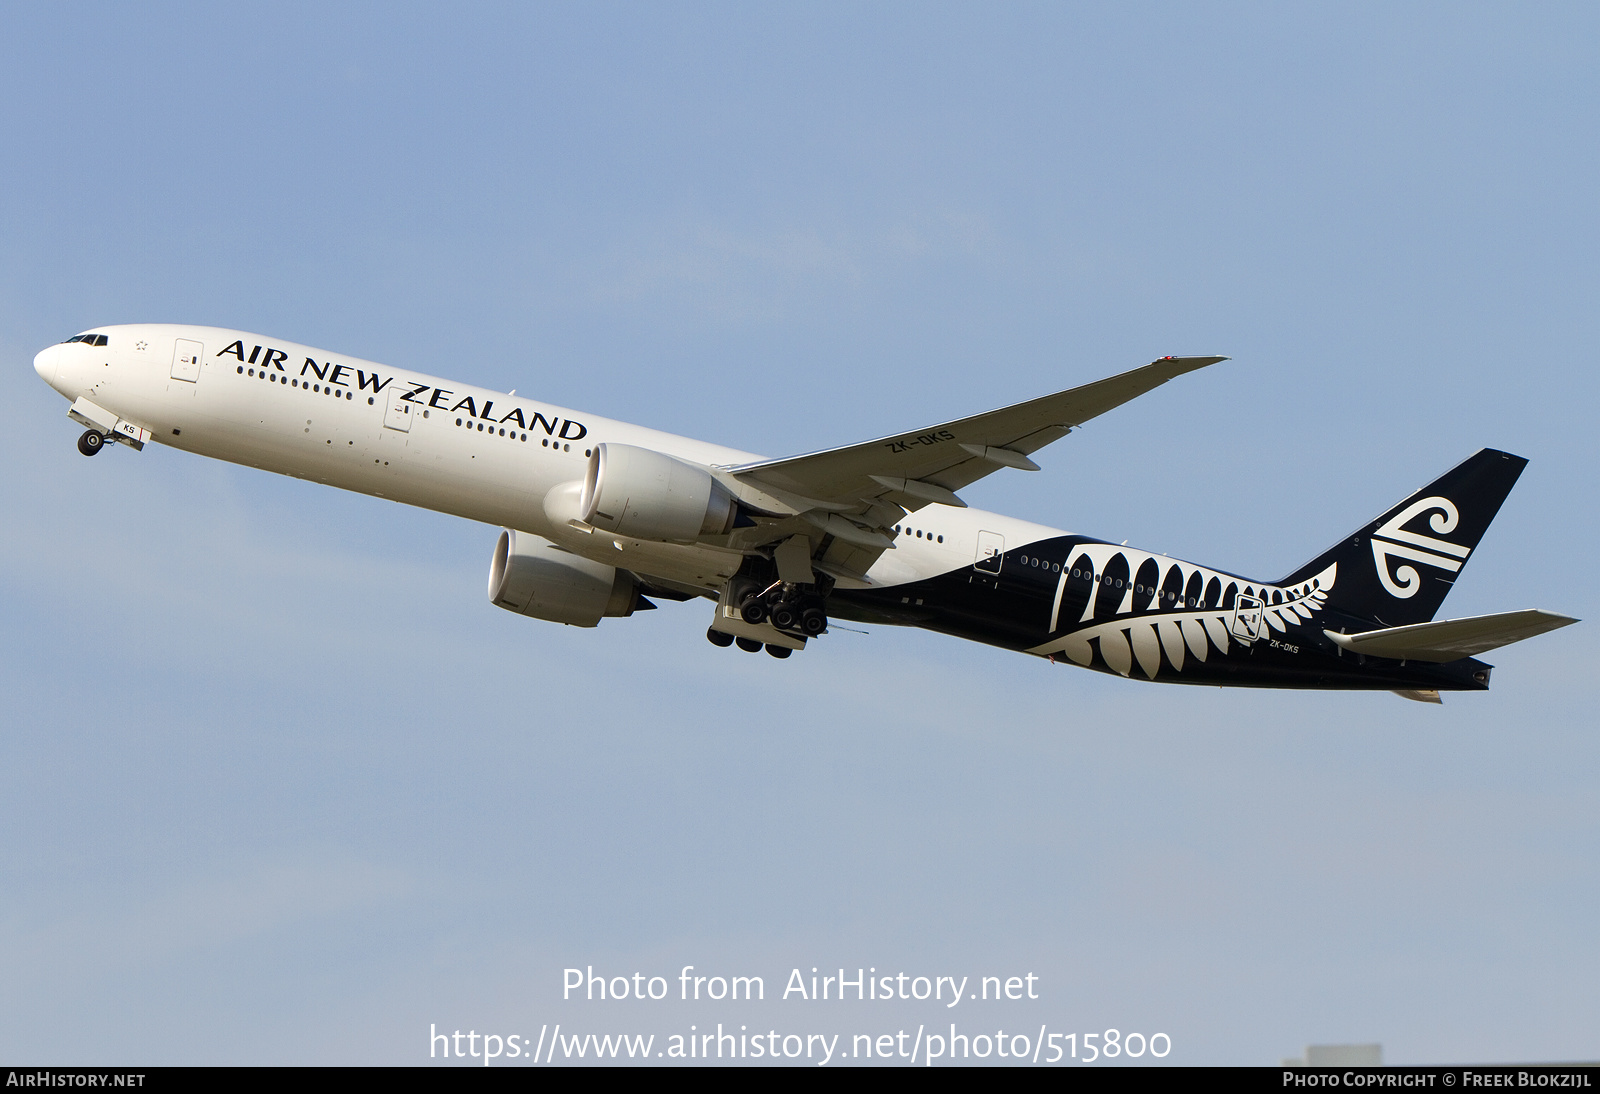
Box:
62;334;108;346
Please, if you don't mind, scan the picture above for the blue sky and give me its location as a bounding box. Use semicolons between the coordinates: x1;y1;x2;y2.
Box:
1;2;1595;1065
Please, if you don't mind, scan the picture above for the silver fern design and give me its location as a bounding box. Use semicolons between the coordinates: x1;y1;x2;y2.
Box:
1027;542;1338;677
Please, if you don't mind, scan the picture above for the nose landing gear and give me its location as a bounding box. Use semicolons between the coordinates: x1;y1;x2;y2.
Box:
77;429;105;456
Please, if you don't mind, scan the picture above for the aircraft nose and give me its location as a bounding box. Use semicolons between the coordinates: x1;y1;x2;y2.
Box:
33;343;59;387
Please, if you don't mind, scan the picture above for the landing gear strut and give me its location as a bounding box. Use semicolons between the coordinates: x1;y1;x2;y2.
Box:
77;429;105;457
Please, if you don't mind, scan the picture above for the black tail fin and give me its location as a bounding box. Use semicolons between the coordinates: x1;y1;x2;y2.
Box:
1278;449;1527;628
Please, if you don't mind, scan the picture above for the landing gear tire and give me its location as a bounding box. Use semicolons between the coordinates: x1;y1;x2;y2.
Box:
706;627;734;647
77;430;104;457
769;602;799;631
739;598;768;625
735;637;764;653
765;644;791;659
800;608;827;636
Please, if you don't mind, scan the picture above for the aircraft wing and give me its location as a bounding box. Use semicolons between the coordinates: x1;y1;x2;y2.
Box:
724;355;1225;511
712;355;1226;580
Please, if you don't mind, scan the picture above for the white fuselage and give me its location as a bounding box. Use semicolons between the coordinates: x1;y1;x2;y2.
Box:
33;324;1065;593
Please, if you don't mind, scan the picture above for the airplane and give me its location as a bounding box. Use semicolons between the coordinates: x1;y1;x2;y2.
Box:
33;324;1576;701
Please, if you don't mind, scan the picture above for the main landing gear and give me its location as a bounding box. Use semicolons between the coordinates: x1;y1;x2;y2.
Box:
737;586;828;637
704;555;832;661
77;429;105;456
705;628;792;658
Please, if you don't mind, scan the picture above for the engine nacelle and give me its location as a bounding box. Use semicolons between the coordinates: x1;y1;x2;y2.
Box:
579;442;735;541
488;530;640;627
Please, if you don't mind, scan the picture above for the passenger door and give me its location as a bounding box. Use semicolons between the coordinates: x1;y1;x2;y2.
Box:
383;389;414;432
1230;594;1264;644
170;338;203;383
974;530;1005;574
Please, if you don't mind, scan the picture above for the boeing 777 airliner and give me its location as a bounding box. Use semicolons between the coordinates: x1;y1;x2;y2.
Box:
33;325;1575;700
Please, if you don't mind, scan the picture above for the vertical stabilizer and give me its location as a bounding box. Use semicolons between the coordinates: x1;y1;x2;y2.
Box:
1278;449;1526;628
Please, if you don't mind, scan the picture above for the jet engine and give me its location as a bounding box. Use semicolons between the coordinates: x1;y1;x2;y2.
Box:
579;443;736;541
488;530;643;627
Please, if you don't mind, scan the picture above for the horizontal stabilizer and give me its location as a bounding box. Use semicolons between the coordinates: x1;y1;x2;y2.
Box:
1326;609;1578;663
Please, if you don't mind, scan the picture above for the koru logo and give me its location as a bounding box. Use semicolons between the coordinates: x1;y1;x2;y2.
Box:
1370;496;1470;598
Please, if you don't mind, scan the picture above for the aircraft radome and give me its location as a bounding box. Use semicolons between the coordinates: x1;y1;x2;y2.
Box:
34;325;1577;700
